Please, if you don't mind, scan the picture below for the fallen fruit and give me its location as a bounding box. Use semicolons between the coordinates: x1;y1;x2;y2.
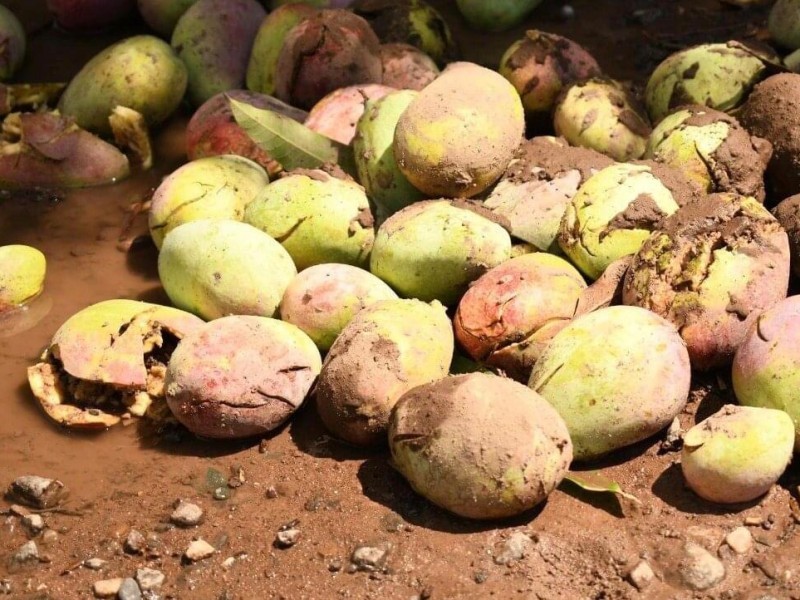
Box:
389;372;572;519
768;0;800;50
455;0;543;33
304;84;394;145
137;0;200;37
378;43;439;91
528;305;691;461
0;245;46;313
47;0;134;32
681;405;794;503
0;5;25;81
772;194;800;277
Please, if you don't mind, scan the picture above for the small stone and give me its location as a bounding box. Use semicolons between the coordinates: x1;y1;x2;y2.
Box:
212;487;229;500
474;571;488;584
184;539;215;562
6;476;68;509
744;516;763;527
222;556;236;570
117;578;141;600
680;542;725;591
83;558;107;571
9;504;30;517
93;578;123;598
351;544;389;572
659;417;683;453
0;580;11;595
22;514;45;535
124;529;146;554
627;560;655;591
12;540;38;564
328;558;343;572
135;568;164;591
265;486;279;499
494;532;533;565
40;529;58;545
725;527;753;555
170;501;203;527
275;528;300;549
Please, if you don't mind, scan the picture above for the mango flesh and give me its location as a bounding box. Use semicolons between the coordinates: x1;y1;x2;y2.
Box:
558;163;680;280
352;89;426;223
0;5;25;81
528;305;691;461
304;83;394;145
171;0;266;106
244;170;374;270
733;295;800;450
158;219;297;320
279;263;398;351
389;372;572;520
315;298;453;446
148;155;269;249
393;62;525;198
370;200;512;306
681;405;794;503
0;245;46;312
58;35;188;135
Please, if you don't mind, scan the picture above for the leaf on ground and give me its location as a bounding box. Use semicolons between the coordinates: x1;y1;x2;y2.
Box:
230;97;357;177
563;471;641;505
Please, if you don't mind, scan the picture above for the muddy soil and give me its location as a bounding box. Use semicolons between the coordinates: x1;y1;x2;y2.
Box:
2;1;800;599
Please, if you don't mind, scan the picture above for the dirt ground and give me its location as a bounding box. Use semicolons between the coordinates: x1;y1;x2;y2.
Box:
2;1;800;599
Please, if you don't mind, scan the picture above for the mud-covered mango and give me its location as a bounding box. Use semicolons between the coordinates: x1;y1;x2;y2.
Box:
0;245;46;313
394;62;525;198
148;155;269;249
353;89;425;223
280;263;397;351
528;305;691;461
370;200;512;306
158;220;297;320
58;35;187;135
315;298;453;446
171;0;266;106
244;169;374;270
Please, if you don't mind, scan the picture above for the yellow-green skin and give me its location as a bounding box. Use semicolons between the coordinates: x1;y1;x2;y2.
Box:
353;90;425;224
558;163;680;280
58;35;188;136
158;219;297;320
528;305;691;461
279;263;398;351
455;0;543;33
244;171;374;270
389;372;572;520
645;109;728;193
406;0;455;65
553;79;650;162
370;200;512;306
644;43;767;123
393;62;525;198
245;4;316;96
681;405;795;504
0;245;46;312
733;295;800;450
769;0;800;50
148;155;269;249
315;298;453;446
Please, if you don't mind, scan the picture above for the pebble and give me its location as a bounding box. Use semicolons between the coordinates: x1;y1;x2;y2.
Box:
725;527;753;555
351;544;389;572
22;514;45;535
275;528;300;549
680;542;725;591
93;578;123;598
117;578;141;600
627;560;655;591
124;529;146;555
184;539;215;562
494;532;533;565
84;558;107;571
265;486;279;499
6;476;67;509
170;501;203;527
40;529;58;545
12;540;39;564
328;559;343;572
659;417;683;453
744;516;763;527
135;568;164;591
0;580;11;595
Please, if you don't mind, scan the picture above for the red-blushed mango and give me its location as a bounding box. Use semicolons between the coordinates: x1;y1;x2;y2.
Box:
304;84;394;145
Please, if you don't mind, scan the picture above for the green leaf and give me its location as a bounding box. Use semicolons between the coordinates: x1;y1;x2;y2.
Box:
563;471;641;505
230;97;357;177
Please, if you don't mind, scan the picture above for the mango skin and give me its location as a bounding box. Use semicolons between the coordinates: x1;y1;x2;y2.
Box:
528;305;691;461
158;220;297;321
681;405;795;503
171;0;266;106
148;155;269;249
394;62;525;198
733;295;800;450
0;245;46;313
315;298;453;446
370;200;512;306
244;170;374;270
456;0;543;33
0;5;25;81
58;35;188;136
279;263;397;351
137;0;199;37
389;372;572;520
353;89;425;223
